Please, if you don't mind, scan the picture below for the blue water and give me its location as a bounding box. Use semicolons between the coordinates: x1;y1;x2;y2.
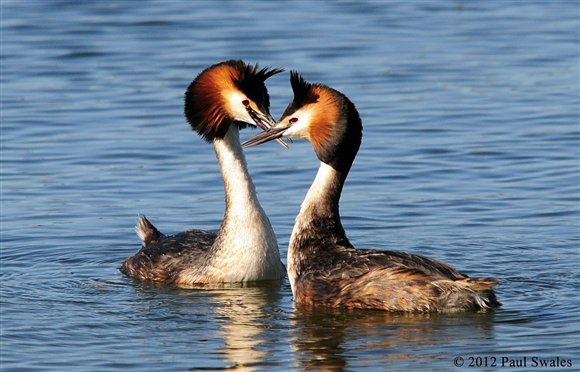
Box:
2;1;579;370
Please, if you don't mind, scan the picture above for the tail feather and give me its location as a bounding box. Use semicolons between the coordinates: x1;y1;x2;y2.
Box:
433;277;501;311
136;215;164;246
462;277;501;309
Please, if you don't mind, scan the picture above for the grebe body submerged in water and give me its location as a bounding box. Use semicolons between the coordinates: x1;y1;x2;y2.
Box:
120;60;286;286
244;72;500;312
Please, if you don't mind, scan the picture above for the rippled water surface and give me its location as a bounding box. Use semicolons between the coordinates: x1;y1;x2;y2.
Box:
2;1;579;370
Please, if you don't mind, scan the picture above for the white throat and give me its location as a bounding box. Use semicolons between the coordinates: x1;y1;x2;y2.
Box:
299;162;339;214
211;125;283;281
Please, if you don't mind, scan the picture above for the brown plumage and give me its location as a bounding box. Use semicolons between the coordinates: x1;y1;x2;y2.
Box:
291;245;499;312
120;216;217;285
243;71;500;312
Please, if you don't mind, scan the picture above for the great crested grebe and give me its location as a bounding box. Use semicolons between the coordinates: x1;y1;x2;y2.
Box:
120;60;286;286
244;71;500;312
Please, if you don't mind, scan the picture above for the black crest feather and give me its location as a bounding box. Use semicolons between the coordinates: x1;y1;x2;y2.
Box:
281;71;319;119
290;70;318;106
236;63;285;85
234;62;284;114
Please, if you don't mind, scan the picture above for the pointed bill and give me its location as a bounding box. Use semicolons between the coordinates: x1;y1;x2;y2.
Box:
246;106;288;148
242;126;289;148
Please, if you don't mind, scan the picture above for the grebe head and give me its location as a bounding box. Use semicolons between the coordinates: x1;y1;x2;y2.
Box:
244;71;362;171
185;60;284;142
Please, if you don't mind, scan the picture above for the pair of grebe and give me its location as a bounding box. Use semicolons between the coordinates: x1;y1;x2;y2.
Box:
121;60;500;312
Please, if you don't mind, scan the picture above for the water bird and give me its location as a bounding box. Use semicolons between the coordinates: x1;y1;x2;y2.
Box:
243;71;500;311
120;60;286;286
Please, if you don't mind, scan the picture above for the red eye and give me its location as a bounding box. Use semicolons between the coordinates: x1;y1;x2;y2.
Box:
242;100;250;107
289;117;298;124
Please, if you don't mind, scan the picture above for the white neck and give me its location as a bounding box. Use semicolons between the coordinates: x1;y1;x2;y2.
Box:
214;125;260;212
287;162;345;294
210;125;283;281
299;162;342;215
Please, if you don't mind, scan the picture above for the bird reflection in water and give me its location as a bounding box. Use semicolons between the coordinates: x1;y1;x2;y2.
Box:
130;281;283;371
213;281;283;370
290;304;496;370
